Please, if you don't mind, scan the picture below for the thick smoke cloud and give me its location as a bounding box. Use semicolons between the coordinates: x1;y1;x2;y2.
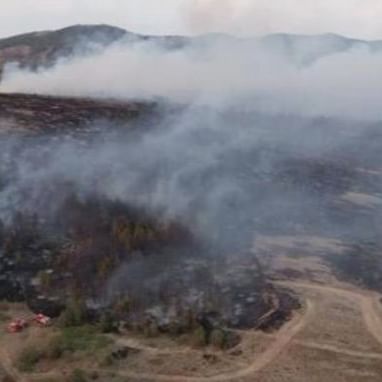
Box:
0;97;374;257
183;0;382;38
0;31;381;261
2;37;382;120
2;0;382;39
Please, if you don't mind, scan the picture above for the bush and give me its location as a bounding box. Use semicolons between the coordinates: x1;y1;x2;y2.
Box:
142;321;160;338
89;371;99;380
68;369;87;382
0;302;10;322
45;338;64;360
113;296;130;315
58;299;88;328
99;354;115;367
190;325;207;348
0;301;9;311
2;375;16;382
16;347;43;372
0;312;10;322
209;329;226;349
56;326;112;353
98;312;118;334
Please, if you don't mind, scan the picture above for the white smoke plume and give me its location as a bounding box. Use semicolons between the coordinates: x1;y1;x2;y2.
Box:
1;36;382;120
0;29;381;255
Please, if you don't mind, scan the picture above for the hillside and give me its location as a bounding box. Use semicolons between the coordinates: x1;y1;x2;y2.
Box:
0;25;127;75
1;25;382;77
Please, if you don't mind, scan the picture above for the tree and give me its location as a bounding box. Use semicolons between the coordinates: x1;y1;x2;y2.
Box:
59;298;87;327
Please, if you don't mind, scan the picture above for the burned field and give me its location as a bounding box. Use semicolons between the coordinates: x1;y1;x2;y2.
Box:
1;91;382;351
0;93;304;345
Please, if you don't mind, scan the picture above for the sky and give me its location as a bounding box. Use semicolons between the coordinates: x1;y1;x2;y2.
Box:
1;0;382;40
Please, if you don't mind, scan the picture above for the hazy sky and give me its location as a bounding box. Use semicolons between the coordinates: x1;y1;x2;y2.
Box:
1;0;382;39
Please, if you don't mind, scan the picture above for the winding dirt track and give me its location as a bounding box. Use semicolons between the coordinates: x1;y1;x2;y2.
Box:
276;281;382;347
2;281;382;382
292;339;382;360
98;300;314;382
100;282;382;382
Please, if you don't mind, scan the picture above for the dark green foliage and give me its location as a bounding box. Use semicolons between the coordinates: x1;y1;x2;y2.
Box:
0;302;10;322
191;325;208;348
53;326;112;353
68;369;87;382
2;375;17;382
98;312;119;334
142;321;160;338
16;347;43;372
209;328;227;349
58;298;88;327
45;338;64;360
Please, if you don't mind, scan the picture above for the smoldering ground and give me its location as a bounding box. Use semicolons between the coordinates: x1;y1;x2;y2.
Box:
1;31;382;317
1;32;382;248
0;102;378;250
2;98;381;323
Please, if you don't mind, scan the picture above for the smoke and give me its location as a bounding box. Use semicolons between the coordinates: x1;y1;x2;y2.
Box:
2;36;382;120
181;0;382;38
0;98;374;255
0;31;381;258
3;0;382;39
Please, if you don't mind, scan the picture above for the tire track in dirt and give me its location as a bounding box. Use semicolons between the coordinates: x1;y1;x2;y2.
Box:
7;280;382;382
292;339;382;359
97;299;314;382
276;281;382;355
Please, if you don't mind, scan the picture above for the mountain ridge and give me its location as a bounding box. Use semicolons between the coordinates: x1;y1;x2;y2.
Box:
1;24;382;76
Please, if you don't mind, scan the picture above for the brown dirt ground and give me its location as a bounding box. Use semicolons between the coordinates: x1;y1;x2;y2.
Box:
2;234;382;382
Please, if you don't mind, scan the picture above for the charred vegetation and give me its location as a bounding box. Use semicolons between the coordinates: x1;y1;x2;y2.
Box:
0;93;302;339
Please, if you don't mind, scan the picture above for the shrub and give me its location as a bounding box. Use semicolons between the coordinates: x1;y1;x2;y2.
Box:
143;321;160;338
113;296;130;316
98;312;118;334
99;354;114;367
45;338;64;360
2;375;16;382
190;325;207;348
209;329;226;349
68;369;87;382
16;346;43;372
0;301;9;311
89;371;99;380
0;312;10;322
0;302;10;322
56;326;112;353
58;298;88;328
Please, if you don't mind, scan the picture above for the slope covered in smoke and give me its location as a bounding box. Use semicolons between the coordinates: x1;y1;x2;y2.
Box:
1;24;382;79
0;24;128;75
3;25;382;121
0;92;304;333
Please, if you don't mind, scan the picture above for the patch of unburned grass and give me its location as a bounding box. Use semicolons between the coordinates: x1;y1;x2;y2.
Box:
54;325;113;354
16;325;113;372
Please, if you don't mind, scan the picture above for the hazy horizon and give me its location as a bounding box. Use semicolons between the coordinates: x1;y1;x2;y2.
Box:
2;0;382;40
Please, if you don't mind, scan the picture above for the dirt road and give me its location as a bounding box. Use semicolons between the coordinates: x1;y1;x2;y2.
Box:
98;300;313;382
103;281;382;381
276;281;382;347
3;281;382;382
